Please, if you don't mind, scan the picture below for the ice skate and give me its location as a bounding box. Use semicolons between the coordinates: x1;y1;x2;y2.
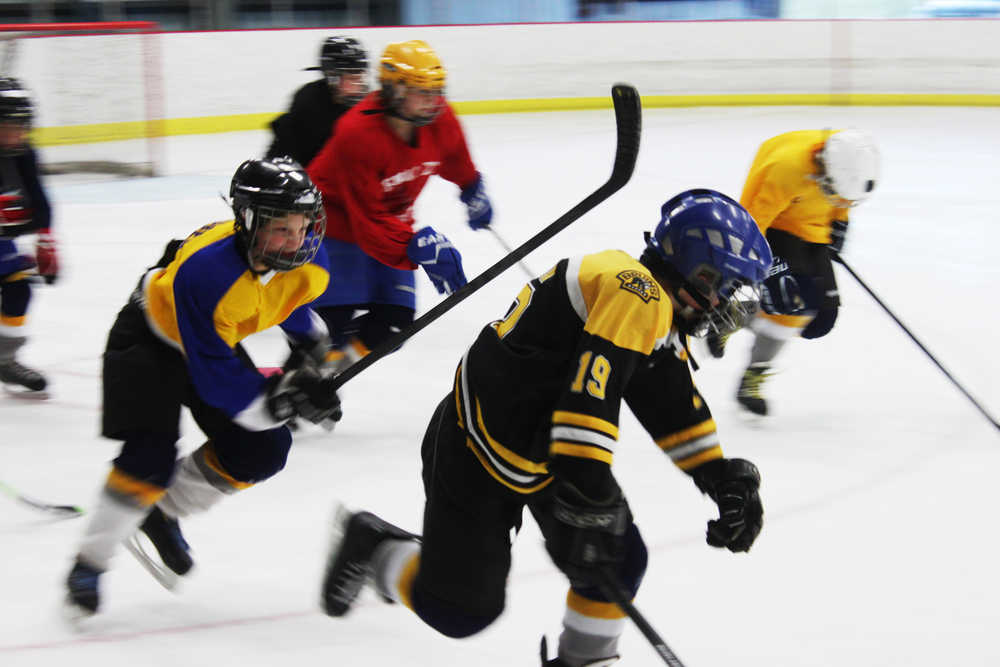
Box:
736;362;772;416
124;506;192;590
320;506;417;617
0;359;48;396
65;558;102;617
539;637;619;666
706;330;731;359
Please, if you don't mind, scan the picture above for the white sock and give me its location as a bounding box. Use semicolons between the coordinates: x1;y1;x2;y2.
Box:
77;490;147;571
372;539;420;602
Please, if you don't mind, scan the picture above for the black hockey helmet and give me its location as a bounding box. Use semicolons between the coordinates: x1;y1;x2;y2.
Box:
307;36;368;75
306;36;369;105
230;157;326;272
0;77;33;125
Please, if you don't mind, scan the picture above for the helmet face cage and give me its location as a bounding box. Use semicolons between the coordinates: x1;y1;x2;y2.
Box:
647;189;772;337
230;158;326;272
239;200;326;272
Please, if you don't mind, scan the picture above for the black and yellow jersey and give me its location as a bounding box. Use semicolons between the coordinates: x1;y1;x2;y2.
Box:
137;220;330;430
740;129;850;245
455;249;722;494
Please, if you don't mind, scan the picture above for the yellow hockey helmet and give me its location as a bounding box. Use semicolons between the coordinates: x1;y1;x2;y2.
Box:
379;40;446;90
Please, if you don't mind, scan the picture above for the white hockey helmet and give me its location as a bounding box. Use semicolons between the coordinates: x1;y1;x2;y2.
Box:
817;129;880;205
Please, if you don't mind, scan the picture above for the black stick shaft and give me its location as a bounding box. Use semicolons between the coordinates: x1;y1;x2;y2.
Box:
834;253;999;432
487;227;535;278
598;569;686;667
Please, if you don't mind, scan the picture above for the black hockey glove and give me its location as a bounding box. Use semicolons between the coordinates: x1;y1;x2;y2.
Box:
801;305;838;339
828;219;849;253
545;478;629;588
265;365;342;425
691;458;763;553
288;334;332;371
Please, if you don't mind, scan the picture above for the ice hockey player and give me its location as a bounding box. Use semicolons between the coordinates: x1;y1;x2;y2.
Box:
708;129;880;416
319;189;770;666
306;38;492;374
266;35;369;168
0;77;58;395
65;157;342;615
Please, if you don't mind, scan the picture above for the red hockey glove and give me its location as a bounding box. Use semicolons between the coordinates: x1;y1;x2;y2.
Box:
35;229;59;284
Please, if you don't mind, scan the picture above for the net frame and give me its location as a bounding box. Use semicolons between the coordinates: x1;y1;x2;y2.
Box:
0;21;164;177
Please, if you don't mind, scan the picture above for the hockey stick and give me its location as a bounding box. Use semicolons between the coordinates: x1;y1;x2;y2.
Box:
330;83;642;392
486;227;535;278
597;568;686;667
833;252;1000;432
0;479;84;518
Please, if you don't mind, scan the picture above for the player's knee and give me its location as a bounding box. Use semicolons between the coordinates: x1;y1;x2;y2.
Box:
113;431;181;488
0;276;31;317
358;304;415;348
572;523;649;601
212;427;292;483
411;587;503;638
801;306;838;339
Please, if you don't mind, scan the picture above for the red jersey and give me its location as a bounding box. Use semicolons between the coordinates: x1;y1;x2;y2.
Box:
307;92;479;270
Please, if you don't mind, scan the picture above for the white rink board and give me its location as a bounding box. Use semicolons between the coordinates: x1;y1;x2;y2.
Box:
9;19;1000;128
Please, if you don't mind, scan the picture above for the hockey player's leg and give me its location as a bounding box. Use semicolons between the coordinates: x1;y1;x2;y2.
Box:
320;506;419;617
144;423;293;581
738;317;793;416
66;447;175;615
0;275;47;393
534;517;648;666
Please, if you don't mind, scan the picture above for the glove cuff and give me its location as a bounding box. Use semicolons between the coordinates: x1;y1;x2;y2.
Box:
691;457;760;497
459;172;483;203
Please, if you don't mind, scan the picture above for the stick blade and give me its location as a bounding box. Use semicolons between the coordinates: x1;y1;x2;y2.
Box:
609;83;642;187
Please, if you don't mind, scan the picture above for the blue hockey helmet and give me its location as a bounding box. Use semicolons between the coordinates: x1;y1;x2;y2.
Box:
644;189;772;336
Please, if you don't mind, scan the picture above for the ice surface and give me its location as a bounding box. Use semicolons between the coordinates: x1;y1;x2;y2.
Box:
1;105;998;666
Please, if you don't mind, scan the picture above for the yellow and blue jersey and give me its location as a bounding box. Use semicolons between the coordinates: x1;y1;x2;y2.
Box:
740;129;850;245
138;220;330;430
455;250;722;494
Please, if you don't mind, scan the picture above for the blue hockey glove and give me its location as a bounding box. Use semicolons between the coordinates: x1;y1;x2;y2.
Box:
459;173;493;230
407;226;467;295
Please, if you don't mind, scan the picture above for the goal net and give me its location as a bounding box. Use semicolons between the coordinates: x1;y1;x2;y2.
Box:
0;21;163;177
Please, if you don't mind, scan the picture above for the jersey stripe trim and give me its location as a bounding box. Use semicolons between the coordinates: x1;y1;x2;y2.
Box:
475;398;550;474
551;410;619;439
457;348;552;492
564;255;587;322
550;441;614;464
465;437;555;494
674;445;724;471
655;419;717;451
663;433;720;463
551;426;618;454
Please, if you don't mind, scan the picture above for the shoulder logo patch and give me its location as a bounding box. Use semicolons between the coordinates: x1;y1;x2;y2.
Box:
616;270;660;303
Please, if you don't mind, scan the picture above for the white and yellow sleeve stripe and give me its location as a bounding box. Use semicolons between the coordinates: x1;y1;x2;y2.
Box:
655;419;723;471
550;410;619;464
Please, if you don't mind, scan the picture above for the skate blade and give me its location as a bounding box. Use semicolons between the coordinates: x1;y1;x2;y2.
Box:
735;405;768;426
2;383;49;400
61;596;97;626
123;532;182;591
